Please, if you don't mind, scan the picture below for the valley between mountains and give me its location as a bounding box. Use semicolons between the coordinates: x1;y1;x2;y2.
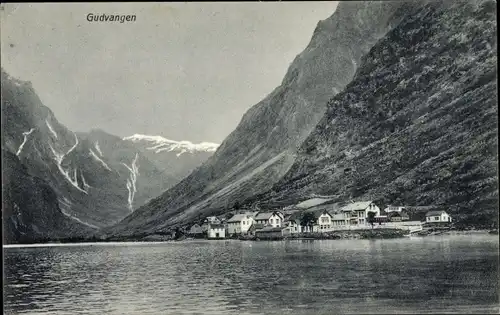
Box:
2;0;497;243
2;69;219;243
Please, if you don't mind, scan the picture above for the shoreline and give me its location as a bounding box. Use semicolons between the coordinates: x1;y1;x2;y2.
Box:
4;229;497;247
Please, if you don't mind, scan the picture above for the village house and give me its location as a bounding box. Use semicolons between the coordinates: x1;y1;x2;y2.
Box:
388;211;410;222
188;223;204;238
312;210;334;232
255;226;291;239
247;223;265;236
227;212;258;235
205;216;221;224
200;216;220;233
425;210;452;223
384;205;406;213
207;223;226;239
284;211;303;234
330;212;349;227
282;197;337;233
216;215;227;224
254;211;284;227
340;201;381;226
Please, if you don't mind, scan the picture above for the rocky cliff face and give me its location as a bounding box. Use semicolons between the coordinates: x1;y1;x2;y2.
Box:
252;0;498;226
109;1;425;236
1;70;216;241
2;149;94;244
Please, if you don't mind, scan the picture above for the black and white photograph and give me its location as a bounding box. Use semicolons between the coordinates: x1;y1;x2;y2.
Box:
1;1;498;314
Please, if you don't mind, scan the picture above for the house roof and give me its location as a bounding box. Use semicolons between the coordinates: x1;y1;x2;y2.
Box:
227;212;256;223
388;212;402;217
296;198;333;209
331;213;345;221
189;224;203;233
425;210;447;216
249;223;265;231
256;226;286;233
205;216;220;222
340;201;373;211
255;212;282;220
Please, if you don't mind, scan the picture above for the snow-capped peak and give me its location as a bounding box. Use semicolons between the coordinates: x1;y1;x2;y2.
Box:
123;134;219;156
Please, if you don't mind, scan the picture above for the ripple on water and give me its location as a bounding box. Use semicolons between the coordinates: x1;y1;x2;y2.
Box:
3;235;499;314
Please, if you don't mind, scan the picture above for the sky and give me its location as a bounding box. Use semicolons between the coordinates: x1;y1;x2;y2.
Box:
1;2;339;143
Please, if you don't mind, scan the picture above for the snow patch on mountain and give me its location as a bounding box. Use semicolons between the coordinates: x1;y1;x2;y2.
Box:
49;133;88;194
94;141;103;156
123;134;219;156
122;153;139;211
46;119;58;139
89;149;112;171
81;173;91;190
16;128;35;156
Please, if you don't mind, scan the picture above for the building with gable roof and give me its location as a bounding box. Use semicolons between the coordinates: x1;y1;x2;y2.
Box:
425;210;452;223
254;211;284;227
340;201;381;225
207;223;226;239
227;212;258;235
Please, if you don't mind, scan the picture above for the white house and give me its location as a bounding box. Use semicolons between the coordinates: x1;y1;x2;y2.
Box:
283;211;303;234
384;205;406;213
201;216;221;232
207;223;226;239
286;219;303;234
330;212;349;227
227;212;257;235
425;210;452;223
313;210;334;232
340;201;381;226
254;211;284;227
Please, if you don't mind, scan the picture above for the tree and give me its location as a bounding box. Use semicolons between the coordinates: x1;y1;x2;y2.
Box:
300;212;317;233
367;211;377;229
233;201;241;210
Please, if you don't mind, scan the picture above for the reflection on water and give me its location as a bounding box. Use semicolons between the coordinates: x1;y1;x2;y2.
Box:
3;235;499;314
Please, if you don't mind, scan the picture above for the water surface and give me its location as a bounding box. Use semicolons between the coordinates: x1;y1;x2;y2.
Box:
4;235;499;314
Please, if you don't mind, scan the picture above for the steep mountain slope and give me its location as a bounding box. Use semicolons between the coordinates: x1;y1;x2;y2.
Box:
109;1;426;236
2;149;94;244
1;70;217;233
250;0;498;226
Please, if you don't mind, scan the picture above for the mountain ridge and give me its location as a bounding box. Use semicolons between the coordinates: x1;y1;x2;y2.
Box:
107;1;427;237
245;0;498;227
1;69;217;242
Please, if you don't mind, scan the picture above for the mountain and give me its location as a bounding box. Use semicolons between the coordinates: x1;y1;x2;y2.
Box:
108;1;427;237
1;70;217;241
122;134;218;182
245;0;499;227
2;148;95;244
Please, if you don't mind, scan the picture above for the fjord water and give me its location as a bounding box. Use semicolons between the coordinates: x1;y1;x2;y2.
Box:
4;235;499;314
